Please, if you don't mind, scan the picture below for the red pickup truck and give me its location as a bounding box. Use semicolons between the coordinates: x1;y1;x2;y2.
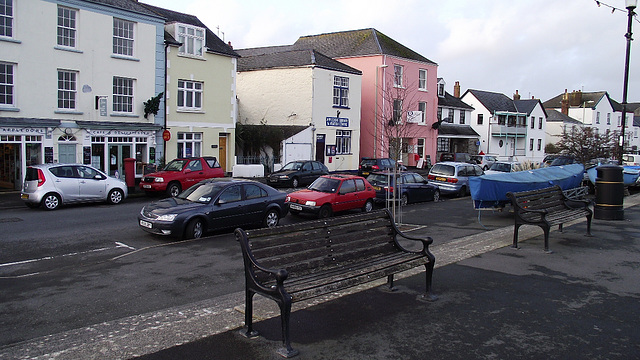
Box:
140;157;224;197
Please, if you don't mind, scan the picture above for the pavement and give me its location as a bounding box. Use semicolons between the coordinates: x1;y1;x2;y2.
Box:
1;191;639;359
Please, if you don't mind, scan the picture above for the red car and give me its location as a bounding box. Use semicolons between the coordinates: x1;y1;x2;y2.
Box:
285;174;376;218
140;157;224;197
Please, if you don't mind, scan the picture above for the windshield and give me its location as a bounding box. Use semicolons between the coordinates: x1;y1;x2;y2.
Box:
366;173;390;186
163;159;188;171
178;182;225;203
490;163;512;172
309;177;340;193
282;162;303;171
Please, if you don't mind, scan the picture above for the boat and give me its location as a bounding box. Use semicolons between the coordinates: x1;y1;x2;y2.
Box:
469;164;585;209
586;165;640;187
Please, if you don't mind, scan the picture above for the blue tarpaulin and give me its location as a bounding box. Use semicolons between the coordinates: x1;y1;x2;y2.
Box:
470;164;585;209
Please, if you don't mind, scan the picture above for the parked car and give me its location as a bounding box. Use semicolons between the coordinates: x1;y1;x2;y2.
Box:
484;161;521;174
21;164;128;210
138;178;288;239
366;171;440;205
470;154;497;170
139;157;224;197
427;162;484;197
439;152;474;164
541;154;561;167
358;158;406;177
622;154;640;166
549;155;577;166
286;174;376;218
267;160;328;188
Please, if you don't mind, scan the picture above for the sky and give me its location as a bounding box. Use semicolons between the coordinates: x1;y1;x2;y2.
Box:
143;0;640;104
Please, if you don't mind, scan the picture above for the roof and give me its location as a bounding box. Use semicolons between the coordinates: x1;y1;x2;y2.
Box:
438;92;474;110
545;109;583;124
139;3;238;58
437;123;480;137
293;28;436;65
0;117;61;127
542;91;609;110
463;89;518;113
514;99;547;117
85;0;163;18
236;48;362;75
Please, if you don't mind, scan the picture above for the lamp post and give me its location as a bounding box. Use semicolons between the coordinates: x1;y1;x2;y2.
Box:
618;0;637;162
374;64;388;158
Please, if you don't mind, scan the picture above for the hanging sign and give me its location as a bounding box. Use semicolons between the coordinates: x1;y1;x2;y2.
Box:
162;129;171;141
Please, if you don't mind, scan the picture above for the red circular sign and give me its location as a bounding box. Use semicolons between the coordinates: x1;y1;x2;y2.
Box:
162;129;171;141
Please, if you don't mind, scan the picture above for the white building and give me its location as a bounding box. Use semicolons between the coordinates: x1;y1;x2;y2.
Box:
236;48;362;172
0;0;165;190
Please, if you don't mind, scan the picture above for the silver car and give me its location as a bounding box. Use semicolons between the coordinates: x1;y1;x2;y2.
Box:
21;164;128;210
427;162;484;197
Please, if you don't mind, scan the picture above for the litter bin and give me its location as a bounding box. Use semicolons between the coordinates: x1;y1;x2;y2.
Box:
594;165;624;220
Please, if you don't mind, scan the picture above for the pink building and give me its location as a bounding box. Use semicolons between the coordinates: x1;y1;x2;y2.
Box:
294;29;439;168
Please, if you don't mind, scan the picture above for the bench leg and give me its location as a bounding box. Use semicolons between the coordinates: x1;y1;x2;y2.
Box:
586;214;593;236
543;226;553;253
240;290;259;338
558;223;563;232
421;261;438;302
512;224;521;249
276;295;299;358
385;274;397;292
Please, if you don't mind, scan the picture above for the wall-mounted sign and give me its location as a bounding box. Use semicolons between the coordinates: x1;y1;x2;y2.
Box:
162;129;171;141
83;146;91;165
326;117;349;127
99;97;107;116
45;147;54;164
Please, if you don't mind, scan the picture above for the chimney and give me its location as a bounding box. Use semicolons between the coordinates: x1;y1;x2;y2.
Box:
227;41;233;49
568;90;582;107
453;81;461;98
513;90;521;100
561;89;569;115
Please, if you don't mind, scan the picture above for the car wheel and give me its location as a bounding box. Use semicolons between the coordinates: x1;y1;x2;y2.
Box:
400;194;409;206
167;182;181;197
263;209;280;228
318;204;332;219
362;199;374;213
291;177;299;188
108;189;124;204
457;186;467;198
25;202;40;209
42;193;61;210
433;190;440;202
185;218;205;239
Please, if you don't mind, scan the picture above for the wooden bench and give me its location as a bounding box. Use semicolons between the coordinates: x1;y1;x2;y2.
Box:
235;209;437;357
507;185;593;253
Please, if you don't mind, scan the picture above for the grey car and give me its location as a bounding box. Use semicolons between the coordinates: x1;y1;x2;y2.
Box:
21;164;128;210
427;162;484;197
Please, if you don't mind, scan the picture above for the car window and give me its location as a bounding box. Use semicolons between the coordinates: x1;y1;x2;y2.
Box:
403;174;415;184
366;173;389;186
381;159;391;167
205;157;220;168
282;162;303;171
164;159;188;171
245;184;266;200
339;179;356;194
413;174;426;183
430;164;455;176
309;177;340;193
187;160;203;171
473;166;484;176
361;159;376;166
218;185;242;203
311;162;320;171
77;166;100;179
50;166;76;178
355;178;366;191
302;162;312;171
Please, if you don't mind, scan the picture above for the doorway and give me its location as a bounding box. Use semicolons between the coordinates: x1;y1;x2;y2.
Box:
58;144;76;163
108;144;131;179
218;136;227;173
0;144;20;190
315;134;325;163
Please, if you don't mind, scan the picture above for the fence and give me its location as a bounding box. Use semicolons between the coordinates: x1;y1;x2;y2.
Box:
236;155;281;174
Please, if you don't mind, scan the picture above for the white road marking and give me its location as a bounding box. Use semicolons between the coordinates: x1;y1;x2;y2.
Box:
0;242;136;268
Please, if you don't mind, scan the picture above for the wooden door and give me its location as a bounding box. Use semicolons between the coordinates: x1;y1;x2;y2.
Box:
218;136;227;173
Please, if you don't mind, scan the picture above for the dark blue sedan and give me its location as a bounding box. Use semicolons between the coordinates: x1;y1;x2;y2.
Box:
138;179;288;239
366;171;440;205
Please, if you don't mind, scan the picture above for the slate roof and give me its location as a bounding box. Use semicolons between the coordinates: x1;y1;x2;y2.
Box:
542;91;609;110
236;48;362;75
140;3;238;57
545;109;582;124
514;99;547;117
85;0;162;18
0;117;61;127
463;89;518;113
438;92;474;110
438;123;480;137
293;28;436;65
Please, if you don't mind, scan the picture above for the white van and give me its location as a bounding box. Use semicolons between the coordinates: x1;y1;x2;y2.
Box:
622;154;640;165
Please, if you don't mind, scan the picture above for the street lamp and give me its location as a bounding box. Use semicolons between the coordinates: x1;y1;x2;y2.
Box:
618;0;637;162
374;64;388;158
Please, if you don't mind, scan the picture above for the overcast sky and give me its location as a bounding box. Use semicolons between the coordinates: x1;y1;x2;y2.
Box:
144;0;639;104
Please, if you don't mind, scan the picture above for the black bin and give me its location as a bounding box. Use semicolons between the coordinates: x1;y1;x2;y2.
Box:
594;165;624;220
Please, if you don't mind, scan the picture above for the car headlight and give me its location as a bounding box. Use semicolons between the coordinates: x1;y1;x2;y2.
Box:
285;196;290;202
156;214;177;221
279;175;290;179
154;177;164;183
305;201;316;206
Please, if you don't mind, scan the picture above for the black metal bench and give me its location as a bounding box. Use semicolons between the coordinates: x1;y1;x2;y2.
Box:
507;185;593;252
235;209;436;357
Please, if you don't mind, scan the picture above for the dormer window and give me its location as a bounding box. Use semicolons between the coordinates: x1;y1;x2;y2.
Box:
177;24;204;57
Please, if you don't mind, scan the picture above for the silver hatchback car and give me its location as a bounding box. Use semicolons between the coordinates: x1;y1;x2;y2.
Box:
21;164;128;210
427;162;484;197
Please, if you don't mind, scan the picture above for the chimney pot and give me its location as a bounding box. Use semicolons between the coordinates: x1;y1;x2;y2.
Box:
453;81;461;98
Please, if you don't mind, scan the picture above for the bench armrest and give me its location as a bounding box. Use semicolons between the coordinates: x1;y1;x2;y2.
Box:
385;211;434;254
235;228;289;292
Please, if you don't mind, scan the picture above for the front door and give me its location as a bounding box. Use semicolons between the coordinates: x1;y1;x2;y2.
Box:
0;143;20;190
315;134;325;163
108;145;131;179
218;136;227;173
58;144;76;163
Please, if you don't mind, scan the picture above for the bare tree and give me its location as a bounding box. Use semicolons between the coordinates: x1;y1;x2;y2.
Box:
556;126;616;165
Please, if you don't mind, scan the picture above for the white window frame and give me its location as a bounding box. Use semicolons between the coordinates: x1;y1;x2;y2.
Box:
112;76;134;113
417;138;425;158
333;76;349;108
447;108;454;123
393;99;403;124
177;24;204;57
336;130;351;155
177;132;202;158
0;62;14;106
460;110;466;125
418;69;427;91
113;18;134;57
393;64;403;88
1;0;14;38
537;139;542;151
57;69;77;110
418;102;427;124
177;80;203;110
57;6;77;48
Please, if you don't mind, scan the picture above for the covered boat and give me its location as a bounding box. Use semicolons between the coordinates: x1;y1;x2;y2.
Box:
586;165;640;186
470;164;585;209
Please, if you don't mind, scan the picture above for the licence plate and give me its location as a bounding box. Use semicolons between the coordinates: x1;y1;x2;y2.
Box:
435;177;447;182
143;184;152;189
289;204;302;211
139;220;153;229
373;186;381;191
362;172;369;176
21;194;29;200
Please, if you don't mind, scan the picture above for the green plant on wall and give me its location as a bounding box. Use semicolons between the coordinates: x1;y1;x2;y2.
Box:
143;92;163;119
236;122;292;158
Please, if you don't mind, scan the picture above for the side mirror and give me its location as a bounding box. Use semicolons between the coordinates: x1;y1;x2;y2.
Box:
94;174;105;180
184;168;192;174
216;198;226;205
